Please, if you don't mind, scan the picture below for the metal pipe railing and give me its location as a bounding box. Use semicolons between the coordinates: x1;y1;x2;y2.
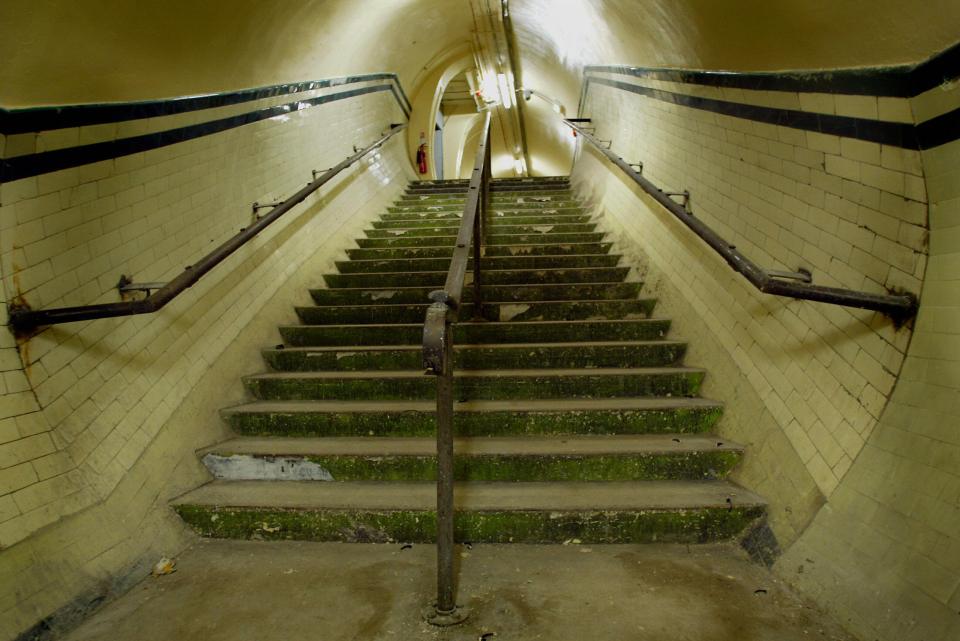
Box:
7;124;407;333
421;111;492;626
563;118;918;326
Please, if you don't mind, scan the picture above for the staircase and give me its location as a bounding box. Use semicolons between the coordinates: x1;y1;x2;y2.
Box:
173;176;766;544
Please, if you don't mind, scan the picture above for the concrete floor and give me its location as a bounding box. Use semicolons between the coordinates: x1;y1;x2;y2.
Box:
62;540;856;641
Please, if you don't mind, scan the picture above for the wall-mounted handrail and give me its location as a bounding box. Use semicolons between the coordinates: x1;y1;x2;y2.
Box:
421;110;491;626
563;118;918;325
7;124;407;333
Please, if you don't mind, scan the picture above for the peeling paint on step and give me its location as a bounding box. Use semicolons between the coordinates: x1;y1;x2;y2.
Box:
387;230;408;236
203;454;334;481
499;304;532;321
364;290;397;300
531;225;555;234
531;197;551;202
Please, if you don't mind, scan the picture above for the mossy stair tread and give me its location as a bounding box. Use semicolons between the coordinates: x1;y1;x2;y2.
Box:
281;318;669;332
245;366;704;382
203;435;743;458
364;223;596;236
294;300;654;325
355;233;606;247
344;242;616;259
322;267;631;287
334;254;621;270
174;480;765;512
222;396;722;416
265;340;685;355
309;281;636;303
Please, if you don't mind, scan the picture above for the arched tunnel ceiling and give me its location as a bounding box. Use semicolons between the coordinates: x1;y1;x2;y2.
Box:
1;0;959;171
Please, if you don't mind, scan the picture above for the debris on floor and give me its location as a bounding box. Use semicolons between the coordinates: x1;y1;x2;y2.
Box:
150;558;176;577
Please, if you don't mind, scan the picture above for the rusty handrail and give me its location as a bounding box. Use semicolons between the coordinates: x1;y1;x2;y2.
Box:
421;111;491;626
7;124;407;333
563;118;918;325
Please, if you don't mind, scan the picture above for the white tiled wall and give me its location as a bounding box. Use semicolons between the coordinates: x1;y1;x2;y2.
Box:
576;70;958;641
0;85;411;639
781;81;960;641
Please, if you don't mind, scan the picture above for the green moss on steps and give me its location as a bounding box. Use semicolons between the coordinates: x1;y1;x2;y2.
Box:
321;266;630;288
344;242;615;260
209;450;742;482
355;232;606;248
263;341;684;372
363;223;596;238
332;253;620;273
280;318;670;346
175;504;765;544
242;369;705;402
308;281;639;305
223;404;723;437
293;299;655;325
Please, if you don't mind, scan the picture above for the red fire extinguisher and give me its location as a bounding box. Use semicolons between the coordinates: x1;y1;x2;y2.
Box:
416;132;428;174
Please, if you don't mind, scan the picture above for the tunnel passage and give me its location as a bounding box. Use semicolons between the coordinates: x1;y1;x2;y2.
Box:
1;2;960;641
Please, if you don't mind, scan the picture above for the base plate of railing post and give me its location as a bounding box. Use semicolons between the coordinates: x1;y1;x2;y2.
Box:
423;602;470;626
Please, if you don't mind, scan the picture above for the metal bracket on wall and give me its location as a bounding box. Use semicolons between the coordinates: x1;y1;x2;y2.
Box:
768;268;813;284
312;168;331;181
252;200;283;215
628;162;644;175
664;190;691;212
117;275;167;295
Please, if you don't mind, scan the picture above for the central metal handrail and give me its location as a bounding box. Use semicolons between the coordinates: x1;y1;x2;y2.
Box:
421;111;492;626
563;118;918;326
8;123;407;333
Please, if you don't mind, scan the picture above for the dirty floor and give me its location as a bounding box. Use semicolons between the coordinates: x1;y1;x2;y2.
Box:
61;540;856;641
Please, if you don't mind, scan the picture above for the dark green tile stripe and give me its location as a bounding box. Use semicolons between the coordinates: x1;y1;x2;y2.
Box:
584;40;960;98
0;73;410;134
1;85;401;183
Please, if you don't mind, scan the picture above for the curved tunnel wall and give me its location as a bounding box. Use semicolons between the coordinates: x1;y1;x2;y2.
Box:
1;2;960;640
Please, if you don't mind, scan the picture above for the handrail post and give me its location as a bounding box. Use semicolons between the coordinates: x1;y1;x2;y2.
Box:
435;310;456;614
422;111;490;627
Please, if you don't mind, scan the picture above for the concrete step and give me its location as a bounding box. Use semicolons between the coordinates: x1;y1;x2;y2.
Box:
173;479;766;543
333;254;620;273
407;177;569;189
321;267;630;288
222;398;724;437
363;222;597;238
405;184;571;195
380;209;585;222
308;281;640;305
344;242;614;260
242;367;705;401
375;213;591;227
279;318;670;346
262;341;686;371
387;203;585;215
294;299;655;325
398;190;573;203
355;232;606;248
199;435;744;482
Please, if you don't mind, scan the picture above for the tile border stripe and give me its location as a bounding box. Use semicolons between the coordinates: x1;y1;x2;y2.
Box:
584;40;960;98
0;73;411;135
1;84;397;183
584;76;960;150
